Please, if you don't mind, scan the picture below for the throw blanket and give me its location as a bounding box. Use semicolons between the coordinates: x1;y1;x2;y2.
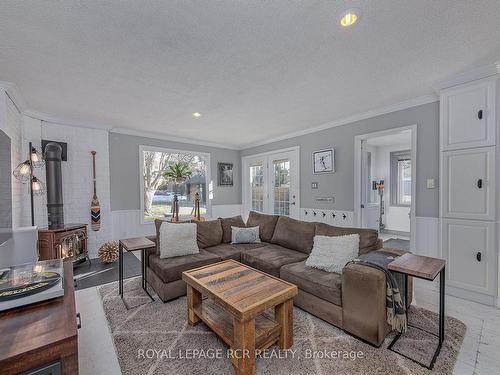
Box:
350;250;407;333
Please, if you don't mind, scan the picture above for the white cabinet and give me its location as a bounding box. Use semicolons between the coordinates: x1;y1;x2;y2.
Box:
440;147;496;220
440;79;496;151
441;219;496;294
439;74;499;302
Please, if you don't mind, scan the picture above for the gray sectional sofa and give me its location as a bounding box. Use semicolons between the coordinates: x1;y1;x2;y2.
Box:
145;211;411;347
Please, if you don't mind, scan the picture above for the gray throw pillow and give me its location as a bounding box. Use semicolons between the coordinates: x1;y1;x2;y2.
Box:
231;226;261;244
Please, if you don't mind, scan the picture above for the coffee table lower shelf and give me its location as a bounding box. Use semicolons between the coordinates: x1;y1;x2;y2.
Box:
193;298;281;350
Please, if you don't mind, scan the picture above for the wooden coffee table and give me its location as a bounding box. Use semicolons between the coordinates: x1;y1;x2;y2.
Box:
182;259;298;375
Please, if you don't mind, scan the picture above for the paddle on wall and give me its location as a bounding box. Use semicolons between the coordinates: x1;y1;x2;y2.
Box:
90;151;101;231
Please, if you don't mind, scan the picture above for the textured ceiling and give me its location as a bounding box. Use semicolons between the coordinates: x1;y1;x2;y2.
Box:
1;0;500;148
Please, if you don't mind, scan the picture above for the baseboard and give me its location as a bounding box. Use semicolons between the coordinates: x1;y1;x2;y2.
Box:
380;229;410;237
446;285;497;306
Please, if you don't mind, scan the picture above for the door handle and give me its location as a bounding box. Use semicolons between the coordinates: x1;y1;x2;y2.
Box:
291;202;296;205
476;252;482;262
76;312;82;329
477;110;483;120
477;179;483;189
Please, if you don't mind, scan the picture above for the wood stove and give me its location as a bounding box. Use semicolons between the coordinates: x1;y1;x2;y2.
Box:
38;224;90;264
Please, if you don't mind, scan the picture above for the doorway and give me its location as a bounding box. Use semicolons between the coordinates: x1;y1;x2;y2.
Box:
242;147;300;219
354;126;417;251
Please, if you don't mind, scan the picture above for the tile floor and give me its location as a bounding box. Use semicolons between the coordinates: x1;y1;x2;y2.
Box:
76;279;500;375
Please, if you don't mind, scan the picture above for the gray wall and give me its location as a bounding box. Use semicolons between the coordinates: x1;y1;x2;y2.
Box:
109;133;241;211
241;102;440;218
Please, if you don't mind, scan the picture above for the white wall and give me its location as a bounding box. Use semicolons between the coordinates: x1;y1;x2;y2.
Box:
0;91;27;228
23;116;112;258
373;143;411;233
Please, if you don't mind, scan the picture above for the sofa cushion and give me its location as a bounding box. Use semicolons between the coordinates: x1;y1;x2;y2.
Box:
246;211;279;242
315;223;379;255
271;216;315;254
241;244;308;277
196;219;223;248
154;218;168;254
205;243;267;261
219;216;246;243
148;250;221;283
280;261;342;306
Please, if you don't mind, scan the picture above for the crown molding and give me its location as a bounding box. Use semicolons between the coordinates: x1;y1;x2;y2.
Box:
239;94;438;150
0;80;27;113
23;110;114;132
433;62;500;92
110;127;240;150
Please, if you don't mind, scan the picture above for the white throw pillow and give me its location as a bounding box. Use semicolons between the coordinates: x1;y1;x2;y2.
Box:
231;226;261;244
159;222;199;259
305;234;360;273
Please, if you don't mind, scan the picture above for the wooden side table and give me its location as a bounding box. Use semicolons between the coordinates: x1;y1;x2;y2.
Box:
118;237;156;307
388;253;446;370
0;263;79;374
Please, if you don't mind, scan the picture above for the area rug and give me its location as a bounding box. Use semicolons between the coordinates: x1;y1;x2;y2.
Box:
99;277;466;375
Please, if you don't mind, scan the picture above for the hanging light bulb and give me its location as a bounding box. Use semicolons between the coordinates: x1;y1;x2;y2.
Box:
30;147;45;168
31;176;46;196
13;160;32;183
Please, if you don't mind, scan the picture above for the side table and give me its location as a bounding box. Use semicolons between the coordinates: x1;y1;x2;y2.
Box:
388;253;446;370
119;237;156;307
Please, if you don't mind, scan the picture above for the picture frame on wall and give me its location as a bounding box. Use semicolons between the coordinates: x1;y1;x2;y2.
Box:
218;162;234;186
313;149;335;174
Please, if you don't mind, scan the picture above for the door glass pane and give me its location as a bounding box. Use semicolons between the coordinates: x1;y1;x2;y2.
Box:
250;164;264;212
398;159;411;205
273;159;290;216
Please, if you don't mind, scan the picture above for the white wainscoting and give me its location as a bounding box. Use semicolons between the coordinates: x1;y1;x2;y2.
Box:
111;204;243;241
210;204;242;219
299;208;354;227
414;216;440;258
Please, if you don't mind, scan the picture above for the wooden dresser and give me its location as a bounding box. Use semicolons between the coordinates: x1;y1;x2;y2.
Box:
0;263;79;374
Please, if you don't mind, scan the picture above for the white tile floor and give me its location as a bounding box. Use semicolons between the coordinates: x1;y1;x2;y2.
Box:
76;280;500;375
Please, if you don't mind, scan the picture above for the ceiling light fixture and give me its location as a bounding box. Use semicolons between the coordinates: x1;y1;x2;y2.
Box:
192;112;201;119
339;8;361;27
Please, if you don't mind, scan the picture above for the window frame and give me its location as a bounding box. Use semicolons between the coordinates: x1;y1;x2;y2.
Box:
390;149;411;207
139;145;212;224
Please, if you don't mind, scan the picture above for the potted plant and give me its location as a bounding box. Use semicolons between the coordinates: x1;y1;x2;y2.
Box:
163;163;192;222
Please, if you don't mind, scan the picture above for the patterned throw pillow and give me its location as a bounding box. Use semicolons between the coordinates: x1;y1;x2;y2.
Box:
305;234;360;273
231;226;261;244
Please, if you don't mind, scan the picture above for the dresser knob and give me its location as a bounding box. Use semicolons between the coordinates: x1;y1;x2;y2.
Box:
477;179;483;189
477;109;483;120
476;252;482;262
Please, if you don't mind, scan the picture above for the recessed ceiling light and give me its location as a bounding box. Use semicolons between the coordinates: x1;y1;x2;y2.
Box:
192;112;201;119
339;8;361;27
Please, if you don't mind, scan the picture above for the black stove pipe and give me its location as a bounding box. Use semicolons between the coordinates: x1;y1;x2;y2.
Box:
45;142;64;229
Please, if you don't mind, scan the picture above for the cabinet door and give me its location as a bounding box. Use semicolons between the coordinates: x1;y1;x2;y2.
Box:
441;219;496;295
441;147;496;220
440;79;496;151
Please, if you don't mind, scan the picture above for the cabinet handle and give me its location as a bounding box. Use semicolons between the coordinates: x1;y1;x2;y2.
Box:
476;252;482;262
478;109;483;120
76;312;82;329
477;179;483;189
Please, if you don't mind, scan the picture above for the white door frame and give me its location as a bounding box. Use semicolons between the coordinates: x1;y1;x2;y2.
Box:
354;125;417;251
242;146;300;220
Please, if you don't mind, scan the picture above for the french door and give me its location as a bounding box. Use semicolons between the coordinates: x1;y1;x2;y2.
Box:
242;148;300;219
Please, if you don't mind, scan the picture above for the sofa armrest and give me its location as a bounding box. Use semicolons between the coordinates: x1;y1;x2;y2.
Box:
342;263;387;346
376;238;384;250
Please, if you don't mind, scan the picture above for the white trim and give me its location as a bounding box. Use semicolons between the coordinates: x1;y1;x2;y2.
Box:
241;146;300;219
354;125;418;251
240;95;436;149
138;145;212;224
111;127;240;150
0;81;27;113
433;62;500;91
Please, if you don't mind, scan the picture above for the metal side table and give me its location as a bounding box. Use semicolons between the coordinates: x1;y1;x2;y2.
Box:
118;237;156;308
387;253;446;370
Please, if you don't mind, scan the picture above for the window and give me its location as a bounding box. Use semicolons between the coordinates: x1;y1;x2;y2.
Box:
140;146;210;221
390;150;411;206
273;159;290;216
249;164;264;212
